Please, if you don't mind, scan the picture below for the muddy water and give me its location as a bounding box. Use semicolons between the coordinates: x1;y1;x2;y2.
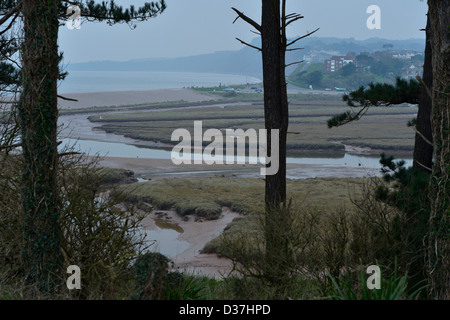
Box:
60;137;413;174
58;108;413;176
142;220;189;258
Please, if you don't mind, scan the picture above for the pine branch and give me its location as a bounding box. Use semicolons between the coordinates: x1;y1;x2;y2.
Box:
231;7;261;32
0;100;18;104
0;2;21;27
235;37;261;52
58;151;81;157
343;78;421;109
0;142;21;150
286;47;304;52
285;14;304;28
285;60;303;68
328;77;422;128
327;107;369;128
61;0;167;24
287;28;320;47
0;7;19;36
57;95;78;102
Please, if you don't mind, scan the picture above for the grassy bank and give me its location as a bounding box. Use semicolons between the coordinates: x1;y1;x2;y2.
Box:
118;175;365;233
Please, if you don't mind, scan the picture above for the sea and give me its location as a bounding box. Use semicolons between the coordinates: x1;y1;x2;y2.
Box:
58;70;262;94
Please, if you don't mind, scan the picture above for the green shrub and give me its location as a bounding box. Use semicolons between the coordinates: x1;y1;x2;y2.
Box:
0;151;152;299
132;255;212;300
327;264;427;300
163;273;211;300
133;252;170;300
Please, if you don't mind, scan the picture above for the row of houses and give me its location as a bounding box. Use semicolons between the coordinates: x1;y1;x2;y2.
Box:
323;50;423;76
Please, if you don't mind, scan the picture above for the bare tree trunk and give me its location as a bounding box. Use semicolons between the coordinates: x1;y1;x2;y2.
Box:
262;0;288;209
427;0;449;300
261;0;289;286
19;0;61;293
232;1;317;290
413;14;433;174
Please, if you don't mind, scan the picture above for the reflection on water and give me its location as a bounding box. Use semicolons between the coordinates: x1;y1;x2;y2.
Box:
143;224;189;258
155;218;184;234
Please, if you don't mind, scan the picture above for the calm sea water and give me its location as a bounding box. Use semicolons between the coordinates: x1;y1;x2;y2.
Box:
58;70;262;93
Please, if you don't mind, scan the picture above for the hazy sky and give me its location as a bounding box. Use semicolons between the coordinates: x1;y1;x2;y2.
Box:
59;0;428;64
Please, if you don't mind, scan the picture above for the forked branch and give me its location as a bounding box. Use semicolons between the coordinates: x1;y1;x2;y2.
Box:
287;28;320;47
235;38;262;52
285;13;304;28
231;7;261;32
0;2;22;27
285;60;304;68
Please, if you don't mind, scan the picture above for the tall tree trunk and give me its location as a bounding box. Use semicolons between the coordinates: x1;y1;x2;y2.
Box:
413;14;433;174
427;0;449;300
19;0;61;293
261;0;289;285
262;0;288;209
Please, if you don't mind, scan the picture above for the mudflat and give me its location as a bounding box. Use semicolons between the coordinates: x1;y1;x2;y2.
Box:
56;88;397;279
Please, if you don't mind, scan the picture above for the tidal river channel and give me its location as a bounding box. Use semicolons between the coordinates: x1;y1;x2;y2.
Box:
58;113;413;259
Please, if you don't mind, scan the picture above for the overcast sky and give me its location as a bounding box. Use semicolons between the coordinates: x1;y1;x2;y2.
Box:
58;0;428;64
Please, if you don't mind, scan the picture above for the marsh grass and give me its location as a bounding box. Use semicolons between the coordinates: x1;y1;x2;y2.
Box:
1;167;428;300
87;98;416;154
118;176;364;222
128;175;424;300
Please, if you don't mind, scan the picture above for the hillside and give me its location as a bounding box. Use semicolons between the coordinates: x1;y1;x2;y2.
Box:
288;63;390;91
67;37;425;79
288;46;424;91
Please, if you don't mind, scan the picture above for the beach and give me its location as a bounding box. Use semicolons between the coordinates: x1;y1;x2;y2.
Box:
57;88;217;109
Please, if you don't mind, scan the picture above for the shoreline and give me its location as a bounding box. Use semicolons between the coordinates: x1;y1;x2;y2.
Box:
57;88;413;279
57;88;218;110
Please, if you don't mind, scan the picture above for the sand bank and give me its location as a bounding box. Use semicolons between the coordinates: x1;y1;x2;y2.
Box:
58;88;216;109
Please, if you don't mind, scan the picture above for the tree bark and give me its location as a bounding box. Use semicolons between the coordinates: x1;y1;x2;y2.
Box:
261;0;289;285
413;14;433;174
427;0;449;300
19;0;61;293
262;0;288;209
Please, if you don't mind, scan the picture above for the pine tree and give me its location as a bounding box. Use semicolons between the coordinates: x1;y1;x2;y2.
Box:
233;0;318;287
426;0;449;300
327;2;449;299
327;13;433;175
327;76;432;173
0;1;21;152
1;0;166;294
